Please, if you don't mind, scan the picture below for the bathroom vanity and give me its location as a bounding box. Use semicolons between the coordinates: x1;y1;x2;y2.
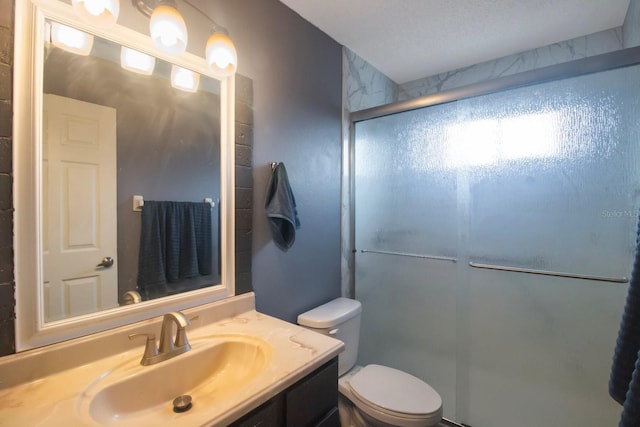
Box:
0;293;344;426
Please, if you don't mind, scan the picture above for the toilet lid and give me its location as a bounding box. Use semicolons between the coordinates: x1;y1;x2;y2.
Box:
348;364;442;416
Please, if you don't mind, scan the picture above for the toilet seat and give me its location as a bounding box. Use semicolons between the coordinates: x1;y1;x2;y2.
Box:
345;364;442;426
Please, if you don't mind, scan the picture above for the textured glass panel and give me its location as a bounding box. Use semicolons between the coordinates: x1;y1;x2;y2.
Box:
354;63;640;426
460;65;639;427
465;68;640;276
355;256;458;419
355;103;459;257
355;103;459;419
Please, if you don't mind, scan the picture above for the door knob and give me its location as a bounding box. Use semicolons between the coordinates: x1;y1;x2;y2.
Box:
97;256;114;268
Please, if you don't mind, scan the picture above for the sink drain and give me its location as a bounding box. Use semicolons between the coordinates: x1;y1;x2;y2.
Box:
173;395;193;413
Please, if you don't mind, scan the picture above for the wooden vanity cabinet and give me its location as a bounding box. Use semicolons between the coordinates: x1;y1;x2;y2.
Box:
230;357;339;427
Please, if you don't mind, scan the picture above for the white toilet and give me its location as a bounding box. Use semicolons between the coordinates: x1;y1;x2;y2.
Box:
298;297;443;427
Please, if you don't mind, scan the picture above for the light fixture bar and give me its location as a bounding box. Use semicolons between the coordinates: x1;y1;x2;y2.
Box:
131;0;177;17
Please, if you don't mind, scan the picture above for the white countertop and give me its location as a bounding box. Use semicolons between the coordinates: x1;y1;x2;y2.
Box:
0;294;344;426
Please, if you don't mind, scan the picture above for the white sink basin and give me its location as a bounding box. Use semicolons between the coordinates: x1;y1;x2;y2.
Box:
84;334;272;425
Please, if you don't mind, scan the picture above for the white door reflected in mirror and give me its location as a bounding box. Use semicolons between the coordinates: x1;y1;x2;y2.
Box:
42;94;119;321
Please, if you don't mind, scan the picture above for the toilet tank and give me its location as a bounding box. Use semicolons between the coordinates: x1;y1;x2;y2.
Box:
297;297;362;376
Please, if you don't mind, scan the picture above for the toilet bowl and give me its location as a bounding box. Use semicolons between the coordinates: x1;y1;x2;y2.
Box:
338;365;442;427
298;298;442;427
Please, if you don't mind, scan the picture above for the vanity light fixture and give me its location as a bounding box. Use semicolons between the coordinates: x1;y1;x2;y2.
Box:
71;0;120;27
50;21;94;56
132;0;237;76
171;65;200;92
120;46;156;75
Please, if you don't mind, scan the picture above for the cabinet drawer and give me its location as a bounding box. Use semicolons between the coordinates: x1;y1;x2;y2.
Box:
285;358;338;427
230;396;283;427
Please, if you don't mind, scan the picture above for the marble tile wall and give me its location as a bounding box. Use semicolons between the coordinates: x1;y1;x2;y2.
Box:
398;27;624;101
342;47;398;112
342;0;640;106
624;0;640;48
341;48;399;296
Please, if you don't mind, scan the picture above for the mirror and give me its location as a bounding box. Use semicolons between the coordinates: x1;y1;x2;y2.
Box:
14;0;236;350
43;21;222;321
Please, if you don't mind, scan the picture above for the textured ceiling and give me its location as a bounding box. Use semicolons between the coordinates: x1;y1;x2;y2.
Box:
279;0;631;84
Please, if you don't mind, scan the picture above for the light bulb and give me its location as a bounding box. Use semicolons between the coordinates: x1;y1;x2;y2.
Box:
205;32;237;77
215;55;230;69
84;0;105;16
71;0;119;27
121;47;155;75
159;32;178;48
50;22;94;56
150;4;187;56
171;65;200;92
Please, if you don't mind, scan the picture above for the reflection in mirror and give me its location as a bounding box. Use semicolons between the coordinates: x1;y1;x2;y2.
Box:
42;20;222;322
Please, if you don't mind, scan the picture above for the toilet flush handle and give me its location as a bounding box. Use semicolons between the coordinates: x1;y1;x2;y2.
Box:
329;328;339;335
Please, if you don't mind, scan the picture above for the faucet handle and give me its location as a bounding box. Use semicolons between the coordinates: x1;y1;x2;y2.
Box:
129;333;159;362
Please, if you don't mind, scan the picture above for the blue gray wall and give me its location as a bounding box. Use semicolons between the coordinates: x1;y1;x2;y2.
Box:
200;0;343;322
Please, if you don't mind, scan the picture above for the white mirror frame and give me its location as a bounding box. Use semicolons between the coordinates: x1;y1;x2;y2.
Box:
13;0;236;351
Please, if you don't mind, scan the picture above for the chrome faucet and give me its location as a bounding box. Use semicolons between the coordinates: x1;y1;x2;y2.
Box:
129;311;192;366
159;311;192;354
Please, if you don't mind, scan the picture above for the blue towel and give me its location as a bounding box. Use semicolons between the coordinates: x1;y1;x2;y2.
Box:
610;210;640;426
137;201;213;296
620;350;640;427
265;162;300;251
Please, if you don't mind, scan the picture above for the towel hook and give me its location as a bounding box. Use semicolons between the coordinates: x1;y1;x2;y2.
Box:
270;162;279;171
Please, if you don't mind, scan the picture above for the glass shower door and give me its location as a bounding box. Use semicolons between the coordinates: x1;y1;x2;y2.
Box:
353;62;640;427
